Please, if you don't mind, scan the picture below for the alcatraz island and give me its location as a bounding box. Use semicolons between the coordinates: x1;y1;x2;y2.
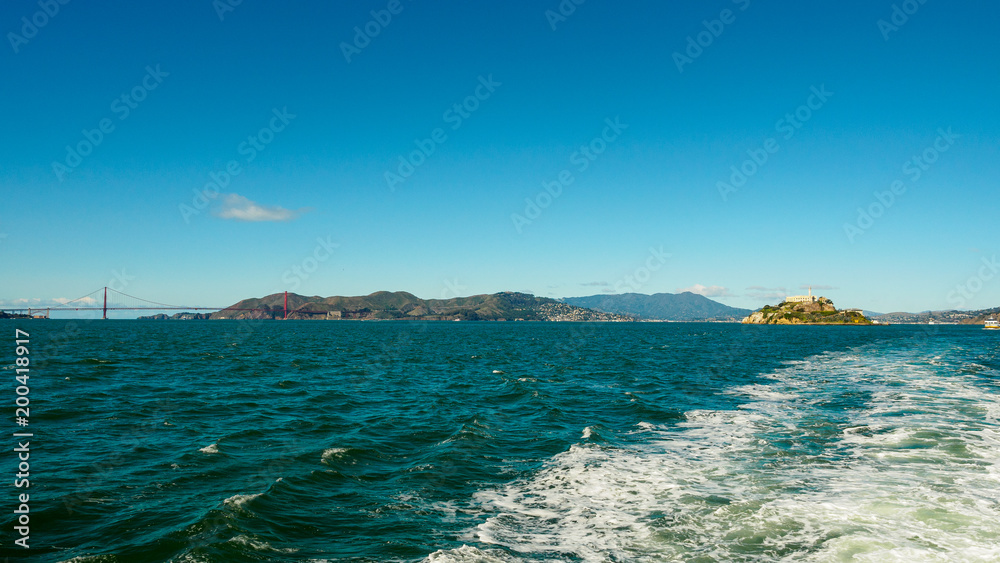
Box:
742;288;873;325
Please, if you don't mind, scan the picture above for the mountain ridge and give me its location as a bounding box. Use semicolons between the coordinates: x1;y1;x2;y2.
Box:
198;291;633;322
561;292;751;321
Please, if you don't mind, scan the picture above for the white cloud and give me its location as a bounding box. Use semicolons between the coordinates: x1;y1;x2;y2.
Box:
53;296;97;305
0;297;99;308
677;284;733;297
214;193;301;222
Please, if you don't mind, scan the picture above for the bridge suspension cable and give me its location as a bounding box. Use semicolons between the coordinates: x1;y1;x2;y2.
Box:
3;287;288;319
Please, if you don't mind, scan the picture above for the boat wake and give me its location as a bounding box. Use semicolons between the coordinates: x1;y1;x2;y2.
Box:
428;341;1000;561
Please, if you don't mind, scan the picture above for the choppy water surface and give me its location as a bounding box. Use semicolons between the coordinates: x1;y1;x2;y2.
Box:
2;321;998;562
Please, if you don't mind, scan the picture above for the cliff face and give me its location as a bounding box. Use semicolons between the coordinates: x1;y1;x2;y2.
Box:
742;297;872;325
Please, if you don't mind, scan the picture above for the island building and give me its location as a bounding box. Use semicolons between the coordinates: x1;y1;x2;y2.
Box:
785;287;818;303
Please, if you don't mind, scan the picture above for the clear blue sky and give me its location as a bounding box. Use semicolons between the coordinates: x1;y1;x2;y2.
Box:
2;0;998;314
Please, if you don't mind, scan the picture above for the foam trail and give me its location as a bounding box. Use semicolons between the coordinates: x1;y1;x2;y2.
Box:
430;343;1000;561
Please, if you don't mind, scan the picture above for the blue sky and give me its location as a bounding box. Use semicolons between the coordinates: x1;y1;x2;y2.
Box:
2;0;998;315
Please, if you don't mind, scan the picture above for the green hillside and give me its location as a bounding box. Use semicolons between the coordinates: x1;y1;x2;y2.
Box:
563;292;751;321
209;291;633;322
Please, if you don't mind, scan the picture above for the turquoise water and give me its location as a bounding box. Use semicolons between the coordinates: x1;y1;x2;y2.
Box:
2;321;999;561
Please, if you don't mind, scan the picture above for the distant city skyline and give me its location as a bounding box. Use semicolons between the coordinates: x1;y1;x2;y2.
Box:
2;1;999;314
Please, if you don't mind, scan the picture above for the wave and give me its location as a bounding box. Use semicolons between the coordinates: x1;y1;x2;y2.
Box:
430;342;1000;561
222;492;262;510
320;447;348;464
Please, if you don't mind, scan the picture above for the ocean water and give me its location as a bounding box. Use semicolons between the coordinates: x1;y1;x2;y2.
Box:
2;320;999;562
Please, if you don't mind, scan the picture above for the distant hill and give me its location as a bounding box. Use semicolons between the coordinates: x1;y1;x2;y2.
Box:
138;312;212;320
205;291;634;322
561;292;751;321
874;306;1000;325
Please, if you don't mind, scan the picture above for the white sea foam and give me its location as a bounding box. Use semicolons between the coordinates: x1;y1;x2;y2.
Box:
199;443;219;454
223;492;262;510
425;545;518;562
321;447;348;464
226;534;298;553
432;343;1000;561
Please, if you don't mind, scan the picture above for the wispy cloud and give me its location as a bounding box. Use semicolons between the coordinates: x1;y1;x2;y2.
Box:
746;285;787;292
677;284;733;297
744;286;789;301
214;193;303;222
580;281;611;287
746;290;786;302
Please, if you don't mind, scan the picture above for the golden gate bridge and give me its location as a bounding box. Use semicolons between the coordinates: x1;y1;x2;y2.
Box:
1;287;292;320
